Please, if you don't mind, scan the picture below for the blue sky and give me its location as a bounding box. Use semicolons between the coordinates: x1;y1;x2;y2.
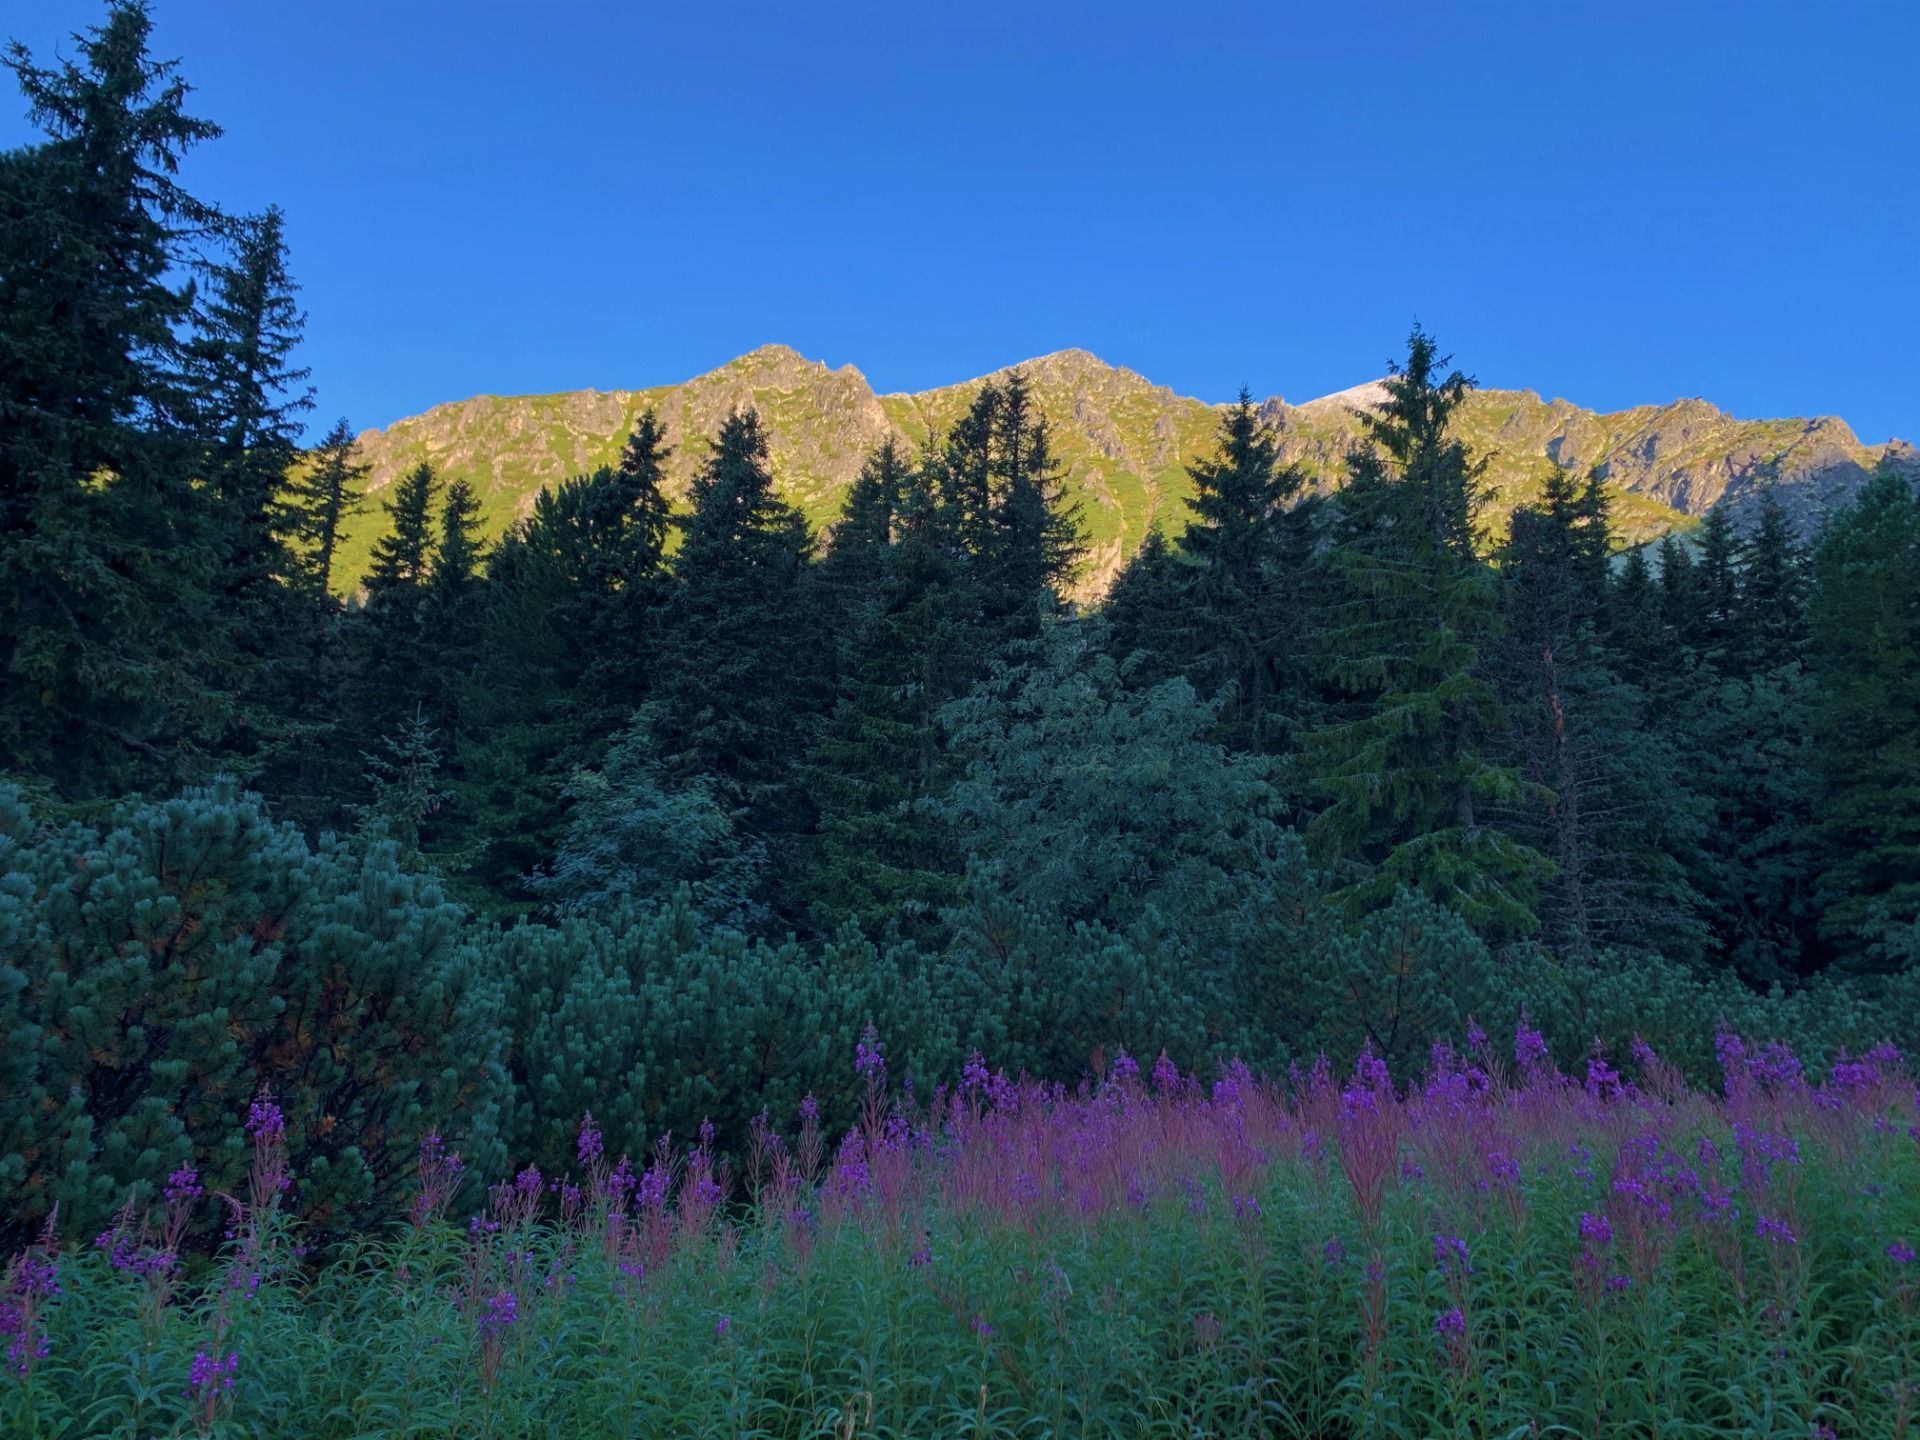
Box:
6;1;1916;442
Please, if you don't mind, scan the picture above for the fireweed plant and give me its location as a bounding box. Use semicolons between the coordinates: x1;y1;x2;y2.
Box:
3;1025;1916;1439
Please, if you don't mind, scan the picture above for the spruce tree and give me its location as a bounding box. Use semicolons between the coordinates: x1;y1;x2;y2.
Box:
803;447;970;935
1173;391;1315;751
284;417;368;600
1692;504;1741;666
1807;468;1920;971
1303;327;1551;936
343;462;441;799
1736;492;1809;674
982;370;1083;635
186;205;313;605
0;2;232;794
1491;468;1704;964
449;416;674;913
364;461;439;598
650;409;822;906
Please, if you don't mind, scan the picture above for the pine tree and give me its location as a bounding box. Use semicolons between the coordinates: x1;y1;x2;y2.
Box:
1173;391;1315;750
1807;468;1920;971
0;2;232;794
364;461;439;598
186;205;313;603
416;477;486;736
1303;327;1552;936
814;436;910;676
1736;492;1809;674
1491;468;1705;964
803;448;970;935
651;409;822;906
284;418;368;599
447;417;674;914
1656;536;1700;651
1600;546;1668;696
1692;504;1741;666
180;204;317;777
342;461;441;805
1102;525;1191;688
981;370;1083;634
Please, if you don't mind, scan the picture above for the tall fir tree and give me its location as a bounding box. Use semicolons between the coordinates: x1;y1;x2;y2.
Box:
1303;327;1552;936
185;205;312;607
449;415;674;913
363;461;439;599
1168;391;1316;752
1736;492;1809;675
981;370;1082;636
1491;468;1704;964
1807;468;1920;971
0;1;233;794
803;444;970;935
180;204;315;771
649;409;822;910
283;417;367;600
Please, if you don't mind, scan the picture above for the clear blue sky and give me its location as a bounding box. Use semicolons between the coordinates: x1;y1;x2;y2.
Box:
7;1;1916;443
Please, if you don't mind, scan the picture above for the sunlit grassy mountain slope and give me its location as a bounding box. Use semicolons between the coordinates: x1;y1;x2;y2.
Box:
330;344;1915;599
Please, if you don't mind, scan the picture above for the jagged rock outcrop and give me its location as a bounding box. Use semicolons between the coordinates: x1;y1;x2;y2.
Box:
333;346;1909;600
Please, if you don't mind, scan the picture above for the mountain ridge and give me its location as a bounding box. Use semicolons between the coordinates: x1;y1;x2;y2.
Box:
333;346;1915;599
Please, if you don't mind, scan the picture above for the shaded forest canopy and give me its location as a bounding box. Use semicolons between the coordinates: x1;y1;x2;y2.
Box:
3;2;1918;1243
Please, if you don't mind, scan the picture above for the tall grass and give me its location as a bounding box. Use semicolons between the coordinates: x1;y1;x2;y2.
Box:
5;1026;1916;1438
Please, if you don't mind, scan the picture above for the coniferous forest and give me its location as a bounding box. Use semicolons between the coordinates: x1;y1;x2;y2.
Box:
3;7;1918;1437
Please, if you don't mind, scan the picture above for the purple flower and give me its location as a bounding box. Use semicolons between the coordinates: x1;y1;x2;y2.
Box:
1152;1052;1179;1092
1585;1057;1622;1100
799;1093;819;1124
577;1112;603;1166
1606;1274;1633;1292
477;1290;518;1337
12;1254;58;1300
1322;1238;1348;1266
1110;1049;1140;1083
960;1051;989;1092
971;1316;994;1338
854;1024;886;1079
246;1092;285;1143
1433;1234;1470;1271
164;1164;203;1205
1755;1215;1797;1247
715;1314;731;1338
187;1348;238;1397
1578;1212;1613;1247
1434;1306;1466;1337
1887;1241;1916;1265
1515;1017;1550;1072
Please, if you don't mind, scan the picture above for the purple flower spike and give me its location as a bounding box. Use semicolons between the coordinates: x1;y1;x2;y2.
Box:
854;1023;886;1080
576;1112;603;1166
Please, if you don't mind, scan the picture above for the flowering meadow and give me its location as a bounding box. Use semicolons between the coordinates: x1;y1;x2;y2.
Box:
4;1024;1917;1439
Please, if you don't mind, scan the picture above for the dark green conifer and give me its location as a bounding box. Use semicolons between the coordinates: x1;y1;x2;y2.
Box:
1807;469;1920;971
284;418;368;599
1304;327;1552;936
